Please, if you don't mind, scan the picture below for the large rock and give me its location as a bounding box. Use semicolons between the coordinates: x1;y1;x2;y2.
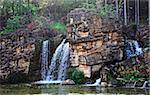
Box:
62;79;75;85
67;8;124;78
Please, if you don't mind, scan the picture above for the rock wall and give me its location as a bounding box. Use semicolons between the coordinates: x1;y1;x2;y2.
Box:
0;28;60;83
0;32;35;83
67;8;125;79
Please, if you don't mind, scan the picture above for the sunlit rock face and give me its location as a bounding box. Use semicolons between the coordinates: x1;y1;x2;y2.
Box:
67;8;124;78
0;32;36;83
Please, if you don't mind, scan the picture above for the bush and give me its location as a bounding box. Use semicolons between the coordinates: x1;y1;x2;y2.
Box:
67;68;85;84
2;16;21;34
98;4;115;18
48;21;67;32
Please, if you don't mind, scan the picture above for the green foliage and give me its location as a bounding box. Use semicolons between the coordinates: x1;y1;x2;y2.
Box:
0;0;40;35
108;58;149;86
81;0;97;12
98;4;115;18
67;68;85;84
61;0;86;16
0;0;39;15
79;1;116;18
30;4;39;16
49;21;67;32
2;16;21;34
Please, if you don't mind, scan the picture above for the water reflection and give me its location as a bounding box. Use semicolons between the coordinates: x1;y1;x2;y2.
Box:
0;84;149;95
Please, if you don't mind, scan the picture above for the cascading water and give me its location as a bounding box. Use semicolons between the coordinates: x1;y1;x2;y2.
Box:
46;39;69;81
34;39;69;84
83;78;101;86
57;42;69;81
125;40;143;59
41;40;49;80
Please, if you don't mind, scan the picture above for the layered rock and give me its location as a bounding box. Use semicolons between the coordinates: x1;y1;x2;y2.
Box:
0;32;34;83
0;28;61;83
67;8;124;78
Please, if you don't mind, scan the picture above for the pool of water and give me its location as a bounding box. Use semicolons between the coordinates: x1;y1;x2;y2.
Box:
0;84;149;95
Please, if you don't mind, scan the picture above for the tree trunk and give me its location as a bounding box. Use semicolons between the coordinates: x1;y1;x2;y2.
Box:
149;0;150;29
135;0;140;25
28;0;30;9
12;1;15;15
124;0;127;25
127;0;130;24
137;0;140;25
115;0;119;19
86;0;89;9
104;0;107;6
104;0;107;13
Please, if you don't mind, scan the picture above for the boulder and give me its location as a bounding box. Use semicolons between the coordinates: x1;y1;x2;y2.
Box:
101;82;108;87
62;79;75;85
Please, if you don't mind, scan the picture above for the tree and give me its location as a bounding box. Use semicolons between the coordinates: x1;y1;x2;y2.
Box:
115;0;119;18
96;0;103;11
124;0;127;25
104;0;107;6
135;0;140;25
127;0;129;23
149;0;150;29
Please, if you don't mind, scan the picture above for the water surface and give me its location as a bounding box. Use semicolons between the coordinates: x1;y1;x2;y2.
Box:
0;84;149;95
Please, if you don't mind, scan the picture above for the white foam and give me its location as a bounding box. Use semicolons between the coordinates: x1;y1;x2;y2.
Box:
83;78;101;87
33;80;62;84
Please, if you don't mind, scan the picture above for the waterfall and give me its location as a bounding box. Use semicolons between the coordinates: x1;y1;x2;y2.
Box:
126;40;143;58
41;40;49;80
46;39;69;81
34;39;69;84
57;42;69;81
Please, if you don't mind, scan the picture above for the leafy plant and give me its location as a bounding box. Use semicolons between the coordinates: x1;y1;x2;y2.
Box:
2;16;21;33
23;3;39;16
98;4;115;18
79;1;116;18
49;21;67;32
67;68;85;84
81;0;97;12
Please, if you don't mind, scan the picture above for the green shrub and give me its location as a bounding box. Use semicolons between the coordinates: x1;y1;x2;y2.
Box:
2;16;21;34
67;68;85;84
67;68;76;79
98;4;115;18
49;21;67;32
